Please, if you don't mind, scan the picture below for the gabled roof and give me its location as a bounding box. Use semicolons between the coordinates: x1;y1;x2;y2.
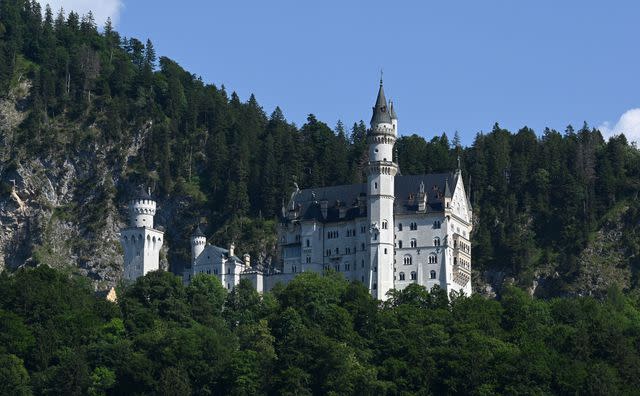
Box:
282;173;456;223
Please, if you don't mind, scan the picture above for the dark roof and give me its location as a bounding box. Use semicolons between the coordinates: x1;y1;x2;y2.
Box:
390;101;397;120
370;82;392;126
132;185;153;201
283;173;455;223
192;225;206;238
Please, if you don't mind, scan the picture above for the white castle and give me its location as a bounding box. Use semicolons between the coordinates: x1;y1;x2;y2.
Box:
121;81;473;299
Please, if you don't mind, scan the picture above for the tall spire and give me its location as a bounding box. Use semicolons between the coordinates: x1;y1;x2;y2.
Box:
370;78;392;126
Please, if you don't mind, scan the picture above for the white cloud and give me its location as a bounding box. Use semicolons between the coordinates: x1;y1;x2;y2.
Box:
37;0;124;27
598;108;640;144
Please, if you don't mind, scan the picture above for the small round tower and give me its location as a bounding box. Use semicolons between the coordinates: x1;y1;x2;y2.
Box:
191;225;207;262
128;187;156;228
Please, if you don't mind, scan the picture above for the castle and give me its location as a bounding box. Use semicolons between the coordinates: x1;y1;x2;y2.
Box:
120;81;473;299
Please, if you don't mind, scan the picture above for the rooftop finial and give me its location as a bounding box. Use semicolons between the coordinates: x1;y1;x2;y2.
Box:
457;155;461;171
380;69;383;86
147;186;151;196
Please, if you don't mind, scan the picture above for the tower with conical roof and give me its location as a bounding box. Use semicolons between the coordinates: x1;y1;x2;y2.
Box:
120;187;164;281
191;225;207;262
367;79;398;300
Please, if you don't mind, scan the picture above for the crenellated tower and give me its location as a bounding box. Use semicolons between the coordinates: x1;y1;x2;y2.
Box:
367;79;398;300
120;187;164;281
191;225;207;262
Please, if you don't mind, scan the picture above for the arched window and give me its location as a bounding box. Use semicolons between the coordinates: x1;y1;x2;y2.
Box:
428;253;438;264
433;237;440;246
398;240;403;249
399;272;405;280
306;239;310;247
398;223;403;231
403;255;412;265
382;220;388;230
411;271;417;280
433;220;441;229
430;270;437;279
410;239;417;248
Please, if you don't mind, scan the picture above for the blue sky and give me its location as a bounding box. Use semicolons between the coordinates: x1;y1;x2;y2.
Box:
40;1;640;145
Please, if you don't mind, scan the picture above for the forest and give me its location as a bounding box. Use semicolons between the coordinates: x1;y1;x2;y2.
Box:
1;1;640;393
1;0;639;294
2;265;640;395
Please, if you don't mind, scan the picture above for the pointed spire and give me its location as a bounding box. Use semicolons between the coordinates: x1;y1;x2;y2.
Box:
444;178;452;198
370;78;392;126
389;100;397;120
192;224;205;238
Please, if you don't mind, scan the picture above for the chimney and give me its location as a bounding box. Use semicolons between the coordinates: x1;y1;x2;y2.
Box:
229;243;235;258
243;253;251;268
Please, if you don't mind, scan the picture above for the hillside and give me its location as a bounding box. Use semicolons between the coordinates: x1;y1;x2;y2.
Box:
1;1;640;295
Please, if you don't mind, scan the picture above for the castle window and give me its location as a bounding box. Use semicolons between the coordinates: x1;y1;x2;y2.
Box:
373;233;377;241
398;240;403;248
399;272;405;281
375;182;378;189
373;282;377;289
306;256;311;263
411;271;417;280
382;220;388;229
433;220;441;229
361;225;366;233
433;237;441;246
335;247;339;255
410;239;417;248
410;222;417;231
384;248;387;254
429;253;438;264
228;268;231;274
403;255;412;265
430;270;437;279
398;223;403;231
306;239;310;247
361;243;365;251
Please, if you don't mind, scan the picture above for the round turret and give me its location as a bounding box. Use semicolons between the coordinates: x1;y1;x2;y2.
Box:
128;187;156;228
191;225;207;261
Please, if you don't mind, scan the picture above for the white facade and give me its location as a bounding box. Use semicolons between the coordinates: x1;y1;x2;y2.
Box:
120;192;164;281
183;231;254;291
274;82;473;298
128;82;473;298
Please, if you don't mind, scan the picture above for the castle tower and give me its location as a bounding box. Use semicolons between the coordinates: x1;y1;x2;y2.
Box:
120;187;164;281
191;225;206;262
367;79;398;300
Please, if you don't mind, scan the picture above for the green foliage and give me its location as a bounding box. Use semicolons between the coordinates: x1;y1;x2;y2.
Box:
1;266;640;393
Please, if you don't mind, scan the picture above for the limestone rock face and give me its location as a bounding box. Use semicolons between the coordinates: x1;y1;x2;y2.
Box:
0;81;167;290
